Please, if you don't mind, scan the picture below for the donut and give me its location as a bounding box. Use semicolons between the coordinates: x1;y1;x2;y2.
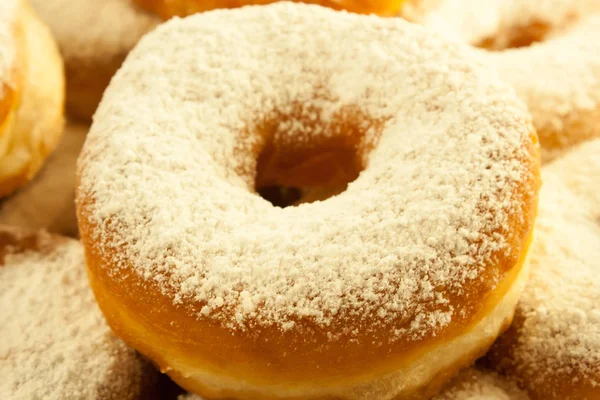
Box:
0;0;64;198
0;226;160;399
0;123;87;237
416;0;600;161
30;0;159;120
133;0;405;19
486;138;600;400
76;3;540;399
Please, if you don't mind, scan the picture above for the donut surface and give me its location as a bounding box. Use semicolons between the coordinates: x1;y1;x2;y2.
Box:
487;139;600;400
418;0;600;161
0;226;160;399
0;0;64;197
133;0;405;18
77;4;540;399
30;0;159;120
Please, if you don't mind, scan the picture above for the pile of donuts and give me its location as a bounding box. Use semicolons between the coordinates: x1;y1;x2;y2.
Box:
1;0;599;399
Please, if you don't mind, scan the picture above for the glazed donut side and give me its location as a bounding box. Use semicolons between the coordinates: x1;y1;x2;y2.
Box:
77;4;540;399
0;0;64;198
133;0;405;19
484;17;600;161
433;368;529;400
80;224;534;400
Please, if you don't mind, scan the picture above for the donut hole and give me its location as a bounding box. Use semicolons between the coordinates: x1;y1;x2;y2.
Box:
253;104;381;207
256;186;303;208
477;20;552;50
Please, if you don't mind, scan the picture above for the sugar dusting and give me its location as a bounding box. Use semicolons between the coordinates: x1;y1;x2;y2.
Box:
78;3;536;339
434;368;529;400
30;0;159;62
490;139;600;393
484;17;600;161
416;0;600;161
0;228;156;399
0;0;17;98
417;0;600;45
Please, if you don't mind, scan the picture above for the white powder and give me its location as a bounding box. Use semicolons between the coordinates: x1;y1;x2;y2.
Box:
29;0;159;63
490;139;600;393
416;0;600;161
417;0;600;45
0;227;157;399
434;368;529;400
0;0;17;98
78;3;536;339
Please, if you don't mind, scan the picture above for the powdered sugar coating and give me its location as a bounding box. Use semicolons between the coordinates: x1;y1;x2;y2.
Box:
30;0;159;63
78;3;537;338
0;0;18;97
483;16;600;161
418;0;600;45
434;368;529;400
0;228;157;399
489;139;600;395
417;0;600;161
178;368;529;400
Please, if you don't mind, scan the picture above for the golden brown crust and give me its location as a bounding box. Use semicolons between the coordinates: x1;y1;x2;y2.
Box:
0;1;64;198
133;0;405;19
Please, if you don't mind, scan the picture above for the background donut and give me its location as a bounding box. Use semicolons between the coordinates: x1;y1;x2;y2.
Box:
30;0;159;121
416;0;600;161
77;4;540;399
133;0;406;19
0;0;64;198
487;139;600;400
0;226;161;399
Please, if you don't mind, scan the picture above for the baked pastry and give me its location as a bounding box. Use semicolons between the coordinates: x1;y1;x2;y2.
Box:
417;0;600;161
0;226;160;399
0;0;64;198
76;3;540;399
487;138;600;400
30;0;159;120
